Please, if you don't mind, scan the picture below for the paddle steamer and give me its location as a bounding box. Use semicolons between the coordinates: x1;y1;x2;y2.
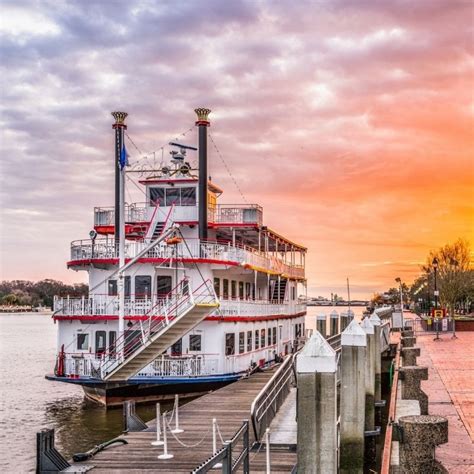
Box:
47;109;307;406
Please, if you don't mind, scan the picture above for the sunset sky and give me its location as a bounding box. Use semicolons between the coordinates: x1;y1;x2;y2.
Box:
1;0;473;298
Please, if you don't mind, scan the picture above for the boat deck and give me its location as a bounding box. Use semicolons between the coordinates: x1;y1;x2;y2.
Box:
71;365;297;473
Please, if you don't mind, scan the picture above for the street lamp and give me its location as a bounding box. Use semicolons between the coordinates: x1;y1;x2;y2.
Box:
450;258;459;339
395;277;404;327
432;257;440;340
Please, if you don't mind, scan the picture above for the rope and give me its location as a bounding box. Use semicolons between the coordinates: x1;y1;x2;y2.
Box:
164;413;212;448
215;420;225;444
209;133;248;204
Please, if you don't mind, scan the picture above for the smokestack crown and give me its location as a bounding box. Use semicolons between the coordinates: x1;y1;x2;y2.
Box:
111;111;128;128
194;108;211;126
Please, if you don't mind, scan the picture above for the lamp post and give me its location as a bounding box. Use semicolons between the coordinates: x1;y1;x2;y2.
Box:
433;257;440;341
395;277;404;328
450;258;458;339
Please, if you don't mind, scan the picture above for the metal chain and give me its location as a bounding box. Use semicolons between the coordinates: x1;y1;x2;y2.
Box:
164;413;212;448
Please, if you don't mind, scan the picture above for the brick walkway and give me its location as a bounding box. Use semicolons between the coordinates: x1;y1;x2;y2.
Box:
416;331;474;472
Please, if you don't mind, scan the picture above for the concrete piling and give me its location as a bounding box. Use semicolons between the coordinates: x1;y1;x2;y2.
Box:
296;332;338;474
361;317;376;469
316;312;327;338
398;415;448;473
340;320;367;473
340;311;349;332
401;336;416;348
401;347;420;366
399;366;429;415
330;310;339;336
369;313;382;404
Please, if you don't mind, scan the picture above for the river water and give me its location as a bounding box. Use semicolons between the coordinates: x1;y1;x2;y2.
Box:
0;306;363;472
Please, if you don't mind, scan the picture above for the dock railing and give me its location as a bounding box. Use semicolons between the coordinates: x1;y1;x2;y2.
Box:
191;420;250;474
250;333;342;442
380;339;401;474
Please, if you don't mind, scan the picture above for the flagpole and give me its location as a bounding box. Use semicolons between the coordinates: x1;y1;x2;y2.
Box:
118;151;126;339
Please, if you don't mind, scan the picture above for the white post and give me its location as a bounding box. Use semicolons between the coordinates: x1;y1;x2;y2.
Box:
158;413;173;459
171;394;184;434
151;403;164;446
399;282;405;328
265;428;271;474
212;418;223;469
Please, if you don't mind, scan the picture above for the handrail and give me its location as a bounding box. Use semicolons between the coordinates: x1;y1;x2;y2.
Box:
250;351;298;442
381;341;400;474
250;332;343;441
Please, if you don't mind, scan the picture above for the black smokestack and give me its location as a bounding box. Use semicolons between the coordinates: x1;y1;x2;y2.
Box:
195;108;211;241
111;111;128;249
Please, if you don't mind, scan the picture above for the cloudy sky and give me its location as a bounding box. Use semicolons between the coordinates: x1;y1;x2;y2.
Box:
1;0;473;298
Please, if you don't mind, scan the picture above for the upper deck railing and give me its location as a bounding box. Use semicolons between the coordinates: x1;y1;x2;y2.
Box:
69;239;305;279
93;203;263;227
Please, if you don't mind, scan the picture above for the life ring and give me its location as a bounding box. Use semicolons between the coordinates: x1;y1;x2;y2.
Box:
166;237;182;245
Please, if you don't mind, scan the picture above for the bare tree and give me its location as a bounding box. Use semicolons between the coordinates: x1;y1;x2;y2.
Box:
423;239;472;316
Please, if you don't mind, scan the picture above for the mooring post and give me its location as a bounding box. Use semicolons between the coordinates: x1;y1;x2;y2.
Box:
369;313;382;405
316;312;327;337
296;332;338;473
361;317;376;469
330;310;339;337
340;320;367;473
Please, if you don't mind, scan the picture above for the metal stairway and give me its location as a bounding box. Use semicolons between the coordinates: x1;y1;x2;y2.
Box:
100;280;219;382
271;279;287;303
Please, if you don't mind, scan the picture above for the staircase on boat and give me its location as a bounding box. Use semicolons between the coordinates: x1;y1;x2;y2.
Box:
99;279;219;382
270;279;287;303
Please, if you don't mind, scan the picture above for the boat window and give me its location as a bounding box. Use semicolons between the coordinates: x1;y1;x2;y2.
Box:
180;187;196;206
231;281;237;299
95;331;106;356
150;187;165;206
109;331;116;356
213;278;220;298
125;276;131;298
255;330;260;349
135;275;152;298
239;282;244;299
225;333;235;356
223;279;229;299
189;334;202;352
268;328;272;346
272;327;277;345
291;286;296;301
171;338;182;356
77;333;89;351
279;325;282;341
239;332;245;354
108;280;117;296
247;331;253;352
260;329;265;348
157;275;172;298
165;188;180;207
245;282;251;300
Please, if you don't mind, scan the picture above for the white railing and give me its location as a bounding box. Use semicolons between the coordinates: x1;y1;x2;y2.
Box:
219;300;306;317
210;204;263;225
54;296;306;317
94;203;150;226
69;239;305;279
62;353;220;378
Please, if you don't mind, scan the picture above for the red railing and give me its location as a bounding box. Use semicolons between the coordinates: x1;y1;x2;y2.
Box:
381;342;401;474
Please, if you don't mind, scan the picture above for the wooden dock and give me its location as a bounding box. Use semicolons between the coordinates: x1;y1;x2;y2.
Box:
72;366;297;473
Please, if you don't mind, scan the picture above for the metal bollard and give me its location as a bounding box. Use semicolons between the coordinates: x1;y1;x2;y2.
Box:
171;394;184;434
212;418;223;469
265;428;271;474
151;402;164;446
158;413;173;459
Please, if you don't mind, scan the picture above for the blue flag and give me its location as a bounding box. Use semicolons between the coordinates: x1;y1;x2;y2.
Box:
120;143;128;170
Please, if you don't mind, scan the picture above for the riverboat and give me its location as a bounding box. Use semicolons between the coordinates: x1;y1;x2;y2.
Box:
46;109;307;406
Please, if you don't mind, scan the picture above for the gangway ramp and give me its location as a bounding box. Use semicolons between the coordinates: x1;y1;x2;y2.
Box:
101;280;218;382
